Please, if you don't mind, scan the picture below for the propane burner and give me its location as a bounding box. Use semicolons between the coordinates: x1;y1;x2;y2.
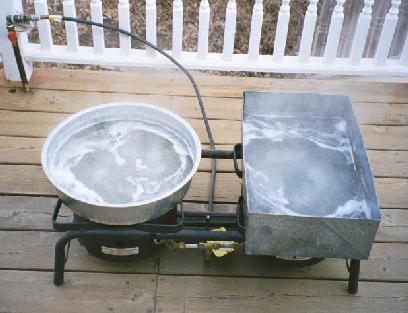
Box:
72;208;178;262
52;197;245;284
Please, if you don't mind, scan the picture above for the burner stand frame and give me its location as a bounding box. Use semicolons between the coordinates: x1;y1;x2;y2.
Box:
51;147;360;294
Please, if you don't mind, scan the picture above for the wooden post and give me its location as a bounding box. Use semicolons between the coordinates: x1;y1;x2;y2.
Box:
34;0;53;50
401;33;408;66
298;0;318;63
118;0;131;56
323;0;345;64
172;0;183;59
63;0;79;53
223;0;237;61
349;0;374;65
248;0;263;61
146;0;157;57
375;0;401;66
0;0;32;81
197;0;210;59
90;0;105;55
273;0;291;62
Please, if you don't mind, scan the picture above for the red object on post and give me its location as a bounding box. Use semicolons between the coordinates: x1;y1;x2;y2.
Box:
7;31;18;46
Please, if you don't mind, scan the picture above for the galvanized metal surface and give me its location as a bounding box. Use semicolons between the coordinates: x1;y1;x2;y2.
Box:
42;102;201;225
243;92;380;259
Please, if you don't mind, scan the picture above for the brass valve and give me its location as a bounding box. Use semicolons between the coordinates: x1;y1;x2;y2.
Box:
156;239;242;262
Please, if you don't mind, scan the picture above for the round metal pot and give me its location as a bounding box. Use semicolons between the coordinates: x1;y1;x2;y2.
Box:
42;102;201;225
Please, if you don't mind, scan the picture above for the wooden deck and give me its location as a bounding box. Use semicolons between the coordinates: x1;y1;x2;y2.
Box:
0;68;407;313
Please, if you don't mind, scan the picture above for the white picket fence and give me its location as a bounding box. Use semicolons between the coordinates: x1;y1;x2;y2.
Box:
0;0;408;82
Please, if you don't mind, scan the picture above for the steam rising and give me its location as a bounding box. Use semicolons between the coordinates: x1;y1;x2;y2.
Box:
244;115;371;219
49;120;194;205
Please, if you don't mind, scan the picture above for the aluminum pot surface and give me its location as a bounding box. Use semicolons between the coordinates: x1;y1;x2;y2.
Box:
42;102;201;225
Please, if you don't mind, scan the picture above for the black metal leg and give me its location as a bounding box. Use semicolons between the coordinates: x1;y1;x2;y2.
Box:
54;232;78;286
348;259;360;294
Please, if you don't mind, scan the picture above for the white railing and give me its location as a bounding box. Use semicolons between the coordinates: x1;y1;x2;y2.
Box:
0;0;408;81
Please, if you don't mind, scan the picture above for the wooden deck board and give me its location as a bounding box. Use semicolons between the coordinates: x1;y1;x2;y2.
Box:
0;167;406;208
0;68;407;312
2;271;407;313
156;276;408;313
3;69;408;103
0;229;406;281
1;138;408;177
0;271;156;313
1;110;408;148
157;244;408;281
1;87;408;125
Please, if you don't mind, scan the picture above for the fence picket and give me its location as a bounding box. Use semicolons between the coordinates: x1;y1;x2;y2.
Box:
401;33;408;66
248;0;263;61
34;0;53;50
118;0;131;55
63;0;79;53
198;0;210;59
90;0;104;55
273;0;291;61
298;0;318;63
323;0;345;64
146;0;157;56
349;0;374;65
223;0;237;61
172;0;183;58
375;0;401;66
1;0;408;77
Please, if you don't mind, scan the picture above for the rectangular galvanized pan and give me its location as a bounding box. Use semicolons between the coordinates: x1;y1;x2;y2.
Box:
242;92;380;259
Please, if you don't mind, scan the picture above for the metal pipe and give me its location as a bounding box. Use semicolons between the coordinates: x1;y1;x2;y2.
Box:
201;144;242;160
201;149;235;159
6;16;30;92
54;231;80;286
55;228;244;243
158;229;244;242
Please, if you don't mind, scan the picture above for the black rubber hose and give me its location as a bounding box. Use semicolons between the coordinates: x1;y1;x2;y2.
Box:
61;16;217;212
